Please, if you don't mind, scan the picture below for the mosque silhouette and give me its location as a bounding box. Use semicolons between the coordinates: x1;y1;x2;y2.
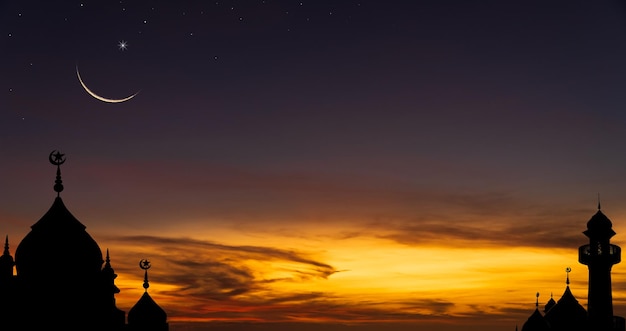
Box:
0;151;168;331
520;202;625;331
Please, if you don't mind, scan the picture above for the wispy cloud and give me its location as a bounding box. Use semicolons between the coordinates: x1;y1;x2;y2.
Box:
99;233;563;328
103;235;338;318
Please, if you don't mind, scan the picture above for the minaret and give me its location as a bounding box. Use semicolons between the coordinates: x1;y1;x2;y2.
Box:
578;201;621;331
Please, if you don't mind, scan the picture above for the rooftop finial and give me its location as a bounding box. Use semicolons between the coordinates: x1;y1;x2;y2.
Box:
535;292;539;308
140;259;152;292
598;193;601;210
566;267;571;285
105;248;111;266
3;235;9;255
49;150;66;196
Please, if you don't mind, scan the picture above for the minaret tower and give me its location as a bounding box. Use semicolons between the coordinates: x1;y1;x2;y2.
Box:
578;201;621;331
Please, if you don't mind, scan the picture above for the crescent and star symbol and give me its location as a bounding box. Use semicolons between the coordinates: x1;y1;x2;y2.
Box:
140;259;152;270
49;150;66;166
76;65;140;103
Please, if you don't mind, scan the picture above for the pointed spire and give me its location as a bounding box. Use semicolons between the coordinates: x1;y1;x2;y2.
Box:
105;248;111;267
143;270;150;292
0;234;14;279
536;292;540;308
102;248;121;296
566;267;571;285
598;193;601;210
49;150;66;196
3;235;9;255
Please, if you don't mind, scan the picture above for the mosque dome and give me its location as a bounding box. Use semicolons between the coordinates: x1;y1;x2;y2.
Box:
544;295;556;313
522;308;550;331
128;262;168;330
14;151;103;281
128;292;168;325
14;197;104;279
585;210;615;239
543;286;588;331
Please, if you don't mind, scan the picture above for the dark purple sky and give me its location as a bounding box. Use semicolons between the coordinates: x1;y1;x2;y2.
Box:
3;0;624;212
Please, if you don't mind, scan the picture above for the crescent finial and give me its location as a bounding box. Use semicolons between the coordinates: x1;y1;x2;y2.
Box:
140;259;151;270
49;150;66;166
139;259;152;292
49;150;65;196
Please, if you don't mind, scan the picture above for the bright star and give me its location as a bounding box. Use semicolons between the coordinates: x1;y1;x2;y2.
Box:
118;40;128;50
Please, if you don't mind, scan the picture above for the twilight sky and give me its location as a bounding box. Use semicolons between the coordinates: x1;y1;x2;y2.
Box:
3;1;626;330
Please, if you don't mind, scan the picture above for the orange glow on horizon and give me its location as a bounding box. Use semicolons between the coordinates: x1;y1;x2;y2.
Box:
102;225;611;328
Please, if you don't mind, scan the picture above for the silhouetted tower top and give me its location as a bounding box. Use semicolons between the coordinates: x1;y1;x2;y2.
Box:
128;260;168;331
579;202;621;331
584;202;615;241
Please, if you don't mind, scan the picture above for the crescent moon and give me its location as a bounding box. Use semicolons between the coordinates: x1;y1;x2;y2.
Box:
76;65;139;103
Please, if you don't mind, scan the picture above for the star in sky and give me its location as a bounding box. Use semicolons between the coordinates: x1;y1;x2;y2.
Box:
117;40;128;51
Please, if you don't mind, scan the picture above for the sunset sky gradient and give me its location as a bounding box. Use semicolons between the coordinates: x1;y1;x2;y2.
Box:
3;1;626;330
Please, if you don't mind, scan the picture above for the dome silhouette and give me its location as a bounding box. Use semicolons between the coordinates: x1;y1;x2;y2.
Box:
522;308;550;331
0;151;169;331
15;197;104;280
128;264;169;331
584;210;615;239
129;292;169;328
543;285;588;331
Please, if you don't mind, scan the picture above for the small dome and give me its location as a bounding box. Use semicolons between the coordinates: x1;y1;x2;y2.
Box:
128;292;168;326
544;297;556;313
544;286;588;330
0;252;13;265
521;308;550;331
584;210;616;239
14;197;103;280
